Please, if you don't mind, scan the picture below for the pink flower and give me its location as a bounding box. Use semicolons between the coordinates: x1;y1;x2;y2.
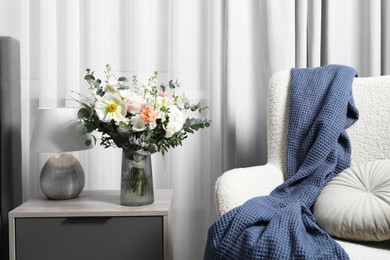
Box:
126;96;146;114
159;92;175;102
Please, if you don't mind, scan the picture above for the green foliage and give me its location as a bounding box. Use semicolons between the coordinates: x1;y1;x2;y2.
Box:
184;102;209;113
85;139;92;146
75;122;88;135
183;118;211;133
77;107;90;119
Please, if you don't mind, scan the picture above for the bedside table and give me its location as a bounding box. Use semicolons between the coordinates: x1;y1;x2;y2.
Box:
9;190;173;260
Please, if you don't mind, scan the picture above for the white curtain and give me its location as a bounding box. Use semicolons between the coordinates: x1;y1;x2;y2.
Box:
1;0;389;259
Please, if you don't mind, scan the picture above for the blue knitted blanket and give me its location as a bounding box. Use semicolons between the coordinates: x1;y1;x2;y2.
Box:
204;65;359;259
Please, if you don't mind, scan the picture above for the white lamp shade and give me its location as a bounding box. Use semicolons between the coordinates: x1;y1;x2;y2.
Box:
31;107;94;153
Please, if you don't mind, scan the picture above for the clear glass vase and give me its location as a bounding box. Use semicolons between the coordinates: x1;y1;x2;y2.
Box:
120;149;154;206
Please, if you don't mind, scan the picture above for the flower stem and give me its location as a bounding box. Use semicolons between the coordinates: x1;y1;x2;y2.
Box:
131;167;148;196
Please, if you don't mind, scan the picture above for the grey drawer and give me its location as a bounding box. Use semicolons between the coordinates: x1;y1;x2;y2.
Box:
15;216;163;260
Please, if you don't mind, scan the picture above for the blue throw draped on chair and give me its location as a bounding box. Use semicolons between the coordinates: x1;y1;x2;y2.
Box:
204;65;358;259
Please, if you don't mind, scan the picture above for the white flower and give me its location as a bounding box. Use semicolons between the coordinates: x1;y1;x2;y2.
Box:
165;121;183;138
94;93;127;123
173;90;189;109
119;89;132;99
157;110;167;122
165;106;185;138
130;114;147;132
154;96;175;123
156;96;174;110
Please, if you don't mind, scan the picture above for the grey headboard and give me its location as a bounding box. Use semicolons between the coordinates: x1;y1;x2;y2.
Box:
0;36;23;260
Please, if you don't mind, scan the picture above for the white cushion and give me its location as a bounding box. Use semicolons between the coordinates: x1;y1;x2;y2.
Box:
313;160;390;241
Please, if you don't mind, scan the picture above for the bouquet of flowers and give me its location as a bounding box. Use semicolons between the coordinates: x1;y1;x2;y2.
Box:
76;65;210;154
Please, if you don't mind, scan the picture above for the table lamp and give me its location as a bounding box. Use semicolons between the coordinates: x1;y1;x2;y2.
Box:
31;107;93;199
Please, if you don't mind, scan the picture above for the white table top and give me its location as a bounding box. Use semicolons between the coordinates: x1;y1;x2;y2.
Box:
9;189;173;218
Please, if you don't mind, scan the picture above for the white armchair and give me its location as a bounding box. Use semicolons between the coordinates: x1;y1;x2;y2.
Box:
215;70;390;259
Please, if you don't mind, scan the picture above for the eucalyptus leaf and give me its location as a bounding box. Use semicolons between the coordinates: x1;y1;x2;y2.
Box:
75;123;88;135
77;108;90;119
190;118;198;125
168;80;173;88
118;77;128;82
84;74;95;81
147;144;157;153
185;128;194;134
94;79;102;88
190;125;200;131
85;122;96;132
160;84;166;92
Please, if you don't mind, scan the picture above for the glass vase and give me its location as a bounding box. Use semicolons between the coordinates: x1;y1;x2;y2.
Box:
120;149;154;206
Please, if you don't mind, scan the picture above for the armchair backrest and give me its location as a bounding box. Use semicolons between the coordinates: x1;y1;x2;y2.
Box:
267;70;390;178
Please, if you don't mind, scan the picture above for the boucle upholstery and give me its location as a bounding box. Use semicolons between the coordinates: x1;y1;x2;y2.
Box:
266;70;390;171
215;70;390;259
215;164;283;217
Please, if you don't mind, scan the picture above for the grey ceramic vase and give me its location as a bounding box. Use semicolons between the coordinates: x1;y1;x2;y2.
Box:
40;153;85;200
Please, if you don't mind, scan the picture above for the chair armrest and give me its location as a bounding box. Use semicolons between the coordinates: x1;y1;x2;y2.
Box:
215;164;284;217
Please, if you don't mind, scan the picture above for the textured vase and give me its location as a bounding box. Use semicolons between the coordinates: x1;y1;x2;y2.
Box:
121;149;154;206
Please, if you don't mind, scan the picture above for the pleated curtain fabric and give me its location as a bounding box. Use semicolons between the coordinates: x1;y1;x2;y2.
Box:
0;0;389;259
0;36;23;260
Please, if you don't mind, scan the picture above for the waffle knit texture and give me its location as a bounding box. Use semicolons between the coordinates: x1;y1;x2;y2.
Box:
204;65;359;259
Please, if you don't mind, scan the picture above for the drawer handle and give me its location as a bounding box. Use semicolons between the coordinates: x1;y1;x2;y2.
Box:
63;217;112;224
